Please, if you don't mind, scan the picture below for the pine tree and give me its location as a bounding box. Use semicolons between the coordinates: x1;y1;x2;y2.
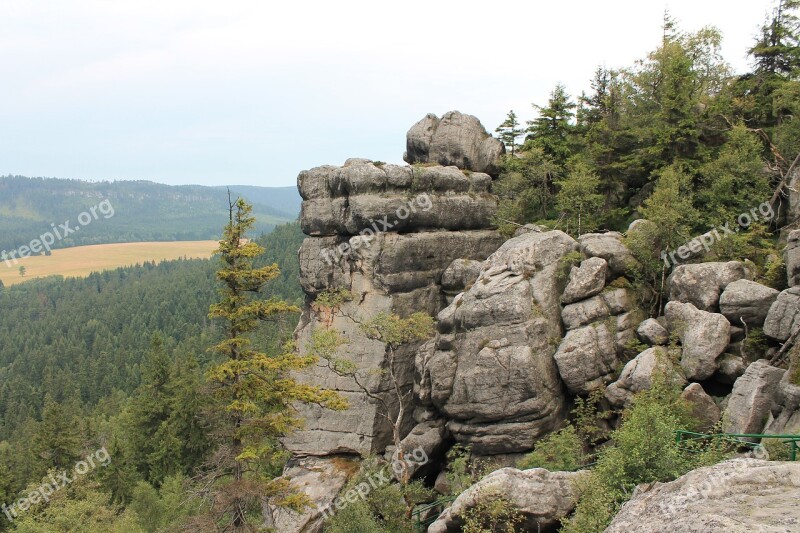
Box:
526;84;577;168
34;396;81;471
495;110;523;155
199;195;344;531
555;161;604;237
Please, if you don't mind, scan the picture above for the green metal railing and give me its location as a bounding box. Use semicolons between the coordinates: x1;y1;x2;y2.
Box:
676;430;800;460
413;496;456;532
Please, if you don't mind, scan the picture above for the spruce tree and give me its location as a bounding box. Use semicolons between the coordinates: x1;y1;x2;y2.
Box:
495;110;523;155
200;196;344;531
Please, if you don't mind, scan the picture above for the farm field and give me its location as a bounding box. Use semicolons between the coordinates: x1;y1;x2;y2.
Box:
0;241;218;286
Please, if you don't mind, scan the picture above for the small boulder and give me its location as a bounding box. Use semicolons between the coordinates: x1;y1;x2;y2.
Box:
719;279;779;328
605;347;687;407
427;468;586;533
554;323;620;395
764;286;800;341
561;288;632;330
560;257;608;304
578;233;637;276
665;301;731;381
667;261;748;311
723;360;785;435
680;383;721;431
637;318;669;346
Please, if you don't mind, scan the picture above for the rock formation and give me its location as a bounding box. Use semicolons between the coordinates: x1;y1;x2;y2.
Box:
404;112;506;177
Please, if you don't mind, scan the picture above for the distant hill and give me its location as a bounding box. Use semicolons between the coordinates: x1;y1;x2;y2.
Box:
0;175;301;254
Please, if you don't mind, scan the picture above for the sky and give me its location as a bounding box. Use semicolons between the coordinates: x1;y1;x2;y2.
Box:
0;0;779;187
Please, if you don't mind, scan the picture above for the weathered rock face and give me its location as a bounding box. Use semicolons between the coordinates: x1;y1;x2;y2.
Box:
667;261;748;312
723;360;785;435
554;322;620;395
764;286;800;341
787;230;800;287
766;351;800;434
286;157;505;457
605;347;687;407
403;112;505;177
299;159;498;236
264;457;352;533
719;279;779;328
606;459;800;533
441;259;483;301
416;231;577;454
789;166;800;224
427;468;586;533
665;301;731;381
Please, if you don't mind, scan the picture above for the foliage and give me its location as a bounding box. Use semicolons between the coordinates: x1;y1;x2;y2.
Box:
517;425;586;472
561;374;726;533
554;161;604;237
461;490;524;533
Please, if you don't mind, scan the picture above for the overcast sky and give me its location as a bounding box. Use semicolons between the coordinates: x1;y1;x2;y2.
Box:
0;0;778;187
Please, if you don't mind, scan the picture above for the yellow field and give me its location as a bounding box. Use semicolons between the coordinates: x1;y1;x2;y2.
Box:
0;241;219;287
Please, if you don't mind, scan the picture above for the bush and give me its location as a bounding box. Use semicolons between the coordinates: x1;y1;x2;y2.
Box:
517;425;585;472
561;374;726;532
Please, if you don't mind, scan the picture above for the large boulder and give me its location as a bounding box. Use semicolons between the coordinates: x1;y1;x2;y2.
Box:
417;231;577;454
723;360;785;435
427;468;586;533
605;347;687;407
560;257;608;304
764;286;800;341
396;420;448;479
719;279;779;328
766;349;800;434
577;232;637;277
789;166;800;224
554;322;620;395
606;459;800;533
667;261;748;312
665;301;731;381
299;159;498;236
787;230;800;287
403;111;505;177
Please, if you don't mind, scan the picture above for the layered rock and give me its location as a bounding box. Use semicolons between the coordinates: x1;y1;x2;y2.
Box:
299;159;498;236
428;468;586;533
403;112;505;176
416;231;576;454
606;459;800;533
286;157;504;457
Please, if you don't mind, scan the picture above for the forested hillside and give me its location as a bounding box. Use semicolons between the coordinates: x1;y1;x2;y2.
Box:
0;223;304;530
0;177;300;253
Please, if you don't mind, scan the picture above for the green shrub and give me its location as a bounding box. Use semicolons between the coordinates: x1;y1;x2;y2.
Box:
517;425;585;472
461;490;524;533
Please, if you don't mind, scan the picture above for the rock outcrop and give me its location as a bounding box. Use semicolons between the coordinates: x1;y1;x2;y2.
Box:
417;231;576;454
606;459;800;533
427;468;585;533
286;158;504;457
404;112;505;177
789;166;800;224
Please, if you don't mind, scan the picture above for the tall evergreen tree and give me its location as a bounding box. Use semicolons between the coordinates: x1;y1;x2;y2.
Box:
526;84;577;168
199;196;344;531
495;110;523;155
